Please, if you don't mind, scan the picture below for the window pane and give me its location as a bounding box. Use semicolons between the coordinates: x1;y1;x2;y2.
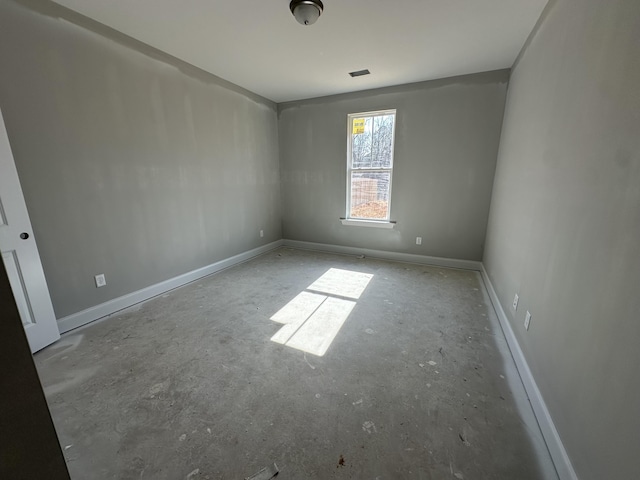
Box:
351;114;394;169
351;117;373;168
371;114;394;168
349;172;391;219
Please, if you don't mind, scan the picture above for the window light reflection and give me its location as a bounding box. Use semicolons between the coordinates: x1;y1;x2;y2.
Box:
270;268;373;356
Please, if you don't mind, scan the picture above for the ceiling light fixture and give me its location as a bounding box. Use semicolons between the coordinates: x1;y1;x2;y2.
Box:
290;0;324;26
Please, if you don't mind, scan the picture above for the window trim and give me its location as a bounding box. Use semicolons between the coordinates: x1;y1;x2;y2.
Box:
345;109;397;224
340;218;396;228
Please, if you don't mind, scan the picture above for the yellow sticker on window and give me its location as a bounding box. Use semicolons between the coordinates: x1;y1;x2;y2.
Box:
352;118;365;134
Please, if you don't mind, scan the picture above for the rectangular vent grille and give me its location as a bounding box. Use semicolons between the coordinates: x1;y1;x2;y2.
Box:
349;69;370;77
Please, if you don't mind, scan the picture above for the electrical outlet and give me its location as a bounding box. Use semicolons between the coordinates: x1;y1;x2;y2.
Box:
512;294;519;311
524;311;532;330
95;273;106;288
416;236;422;245
260;229;264;238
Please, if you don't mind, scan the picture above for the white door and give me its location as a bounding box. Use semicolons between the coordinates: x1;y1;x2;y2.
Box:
0;108;60;353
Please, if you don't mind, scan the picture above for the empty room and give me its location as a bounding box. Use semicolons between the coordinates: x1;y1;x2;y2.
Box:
0;0;638;479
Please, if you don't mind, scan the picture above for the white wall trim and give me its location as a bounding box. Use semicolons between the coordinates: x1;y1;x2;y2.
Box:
57;240;284;333
282;239;482;271
480;265;578;480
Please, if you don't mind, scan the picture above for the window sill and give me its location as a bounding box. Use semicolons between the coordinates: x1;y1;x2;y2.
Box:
340;219;396;229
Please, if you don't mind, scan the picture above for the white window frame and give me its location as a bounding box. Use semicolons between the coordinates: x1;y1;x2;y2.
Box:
343;109;396;228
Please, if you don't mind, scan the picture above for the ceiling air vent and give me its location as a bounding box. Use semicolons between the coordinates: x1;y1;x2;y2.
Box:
349;69;370;77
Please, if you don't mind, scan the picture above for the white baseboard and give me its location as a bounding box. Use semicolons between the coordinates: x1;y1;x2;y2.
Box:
282;239;482;271
480;265;578;480
57;240;283;333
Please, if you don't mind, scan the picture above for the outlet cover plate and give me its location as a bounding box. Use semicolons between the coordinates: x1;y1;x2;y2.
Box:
513;294;519;310
95;274;106;288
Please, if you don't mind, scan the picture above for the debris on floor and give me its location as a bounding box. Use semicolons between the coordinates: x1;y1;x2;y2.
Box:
34;249;558;479
186;468;200;479
245;462;279;480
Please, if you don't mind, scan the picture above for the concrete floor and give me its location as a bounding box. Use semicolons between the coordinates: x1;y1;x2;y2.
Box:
35;248;559;479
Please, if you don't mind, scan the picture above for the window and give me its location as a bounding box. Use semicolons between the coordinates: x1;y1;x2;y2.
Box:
346;110;396;223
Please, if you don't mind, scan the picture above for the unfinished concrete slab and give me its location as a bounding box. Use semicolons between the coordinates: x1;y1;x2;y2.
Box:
35;248;558;479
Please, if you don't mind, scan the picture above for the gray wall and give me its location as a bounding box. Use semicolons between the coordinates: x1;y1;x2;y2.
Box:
0;0;281;319
278;71;508;261
483;0;640;478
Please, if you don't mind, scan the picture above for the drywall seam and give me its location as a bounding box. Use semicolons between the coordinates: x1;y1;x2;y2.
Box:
12;0;275;108
57;240;284;333
512;0;559;72
480;264;578;480
277;69;510;112
283;239;482;271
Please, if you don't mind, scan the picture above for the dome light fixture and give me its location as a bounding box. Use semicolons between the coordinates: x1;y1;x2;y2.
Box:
290;0;324;26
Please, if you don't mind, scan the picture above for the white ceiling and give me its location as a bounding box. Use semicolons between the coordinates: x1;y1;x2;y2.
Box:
52;0;548;103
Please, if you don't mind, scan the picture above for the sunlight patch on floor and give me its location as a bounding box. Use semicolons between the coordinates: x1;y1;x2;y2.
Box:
270;268;373;356
307;268;373;299
271;291;326;325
